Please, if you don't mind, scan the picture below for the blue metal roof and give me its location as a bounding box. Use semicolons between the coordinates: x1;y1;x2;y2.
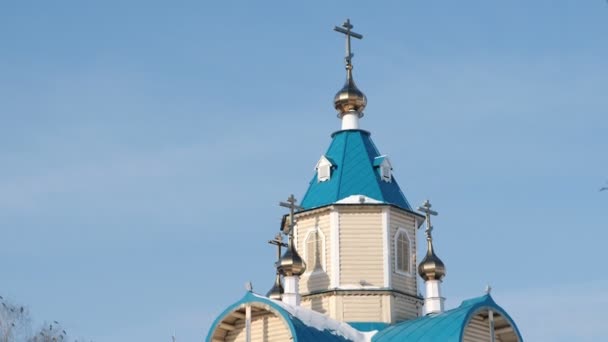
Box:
301;130;411;210
347;322;390;332
371;294;524;342
207;293;522;341
206;292;352;342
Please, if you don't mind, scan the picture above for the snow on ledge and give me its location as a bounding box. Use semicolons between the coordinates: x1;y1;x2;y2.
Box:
252;293;377;342
336;195;382;205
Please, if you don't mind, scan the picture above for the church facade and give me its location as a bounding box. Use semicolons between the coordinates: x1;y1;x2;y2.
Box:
205;20;523;342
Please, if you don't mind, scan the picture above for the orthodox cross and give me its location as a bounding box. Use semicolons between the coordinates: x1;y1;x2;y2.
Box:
417;199;438;240
268;233;287;266
334;19;363;68
279;194;303;236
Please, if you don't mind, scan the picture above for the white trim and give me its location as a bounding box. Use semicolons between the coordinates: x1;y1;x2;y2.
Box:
394;227;413;277
341;112;360;130
414;217;420;294
303;227;326;274
330;209;340;288
489;309;496;342
245;304;251;342
294;223;298;247
382;207;391;288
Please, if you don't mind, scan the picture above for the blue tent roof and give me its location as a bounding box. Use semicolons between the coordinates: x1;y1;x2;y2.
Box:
372;294;524;342
301;130;411;210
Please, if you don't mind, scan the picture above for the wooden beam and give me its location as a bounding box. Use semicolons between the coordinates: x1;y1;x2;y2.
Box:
495;326;513;335
219;323;235;331
231;311;246;319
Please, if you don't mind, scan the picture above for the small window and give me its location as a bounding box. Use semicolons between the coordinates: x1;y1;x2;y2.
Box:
315;156;333;182
381;165;392;182
305;229;325;272
318;164;331;182
395;229;411;275
374;156;392;183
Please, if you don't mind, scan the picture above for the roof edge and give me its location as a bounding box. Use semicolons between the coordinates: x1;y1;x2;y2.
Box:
205;292;299;342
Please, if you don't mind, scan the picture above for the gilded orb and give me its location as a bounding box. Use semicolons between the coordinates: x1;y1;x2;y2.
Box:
334;69;367;117
278;241;306;277
418;242;446;281
266;272;284;300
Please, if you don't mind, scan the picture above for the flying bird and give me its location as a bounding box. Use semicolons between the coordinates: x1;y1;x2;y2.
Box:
600;182;608;192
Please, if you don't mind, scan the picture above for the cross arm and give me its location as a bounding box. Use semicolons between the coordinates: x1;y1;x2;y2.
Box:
333;26;363;39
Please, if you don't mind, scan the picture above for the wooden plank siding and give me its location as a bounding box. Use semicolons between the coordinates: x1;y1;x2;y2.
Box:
300;295;331;315
393;294;420;322
342;295;384;322
223;313;291;342
462;314;492;342
338;207;384;287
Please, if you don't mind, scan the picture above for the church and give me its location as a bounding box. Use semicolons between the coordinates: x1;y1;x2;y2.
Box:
205;20;523;342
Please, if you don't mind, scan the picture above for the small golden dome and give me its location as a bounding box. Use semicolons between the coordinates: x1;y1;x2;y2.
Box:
334;67;367;117
418;239;446;281
278;239;306;277
266;271;283;300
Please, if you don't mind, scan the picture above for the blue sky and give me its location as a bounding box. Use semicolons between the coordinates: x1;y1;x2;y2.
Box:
0;1;607;341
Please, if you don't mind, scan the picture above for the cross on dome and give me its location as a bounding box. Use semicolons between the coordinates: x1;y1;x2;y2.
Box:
333;19;367;128
418;199;438;241
277;194;306;278
279;194;303;236
417;199;446;285
268;233;288;264
333;18;363;69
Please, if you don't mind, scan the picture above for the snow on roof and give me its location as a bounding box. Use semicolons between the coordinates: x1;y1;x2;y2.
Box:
252;293;377;342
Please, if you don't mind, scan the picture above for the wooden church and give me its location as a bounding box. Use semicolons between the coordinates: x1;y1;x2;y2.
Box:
205;20;523;342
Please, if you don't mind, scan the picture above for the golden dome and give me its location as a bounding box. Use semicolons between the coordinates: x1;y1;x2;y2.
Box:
266;271;283;300
418;239;446;281
278;239;306;277
334;66;367;117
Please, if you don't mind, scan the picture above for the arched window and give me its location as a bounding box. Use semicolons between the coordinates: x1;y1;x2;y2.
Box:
304;229;325;273
395;228;411;275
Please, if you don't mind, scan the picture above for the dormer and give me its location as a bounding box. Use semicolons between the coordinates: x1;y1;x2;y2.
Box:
374;155;392;183
315;155;334;182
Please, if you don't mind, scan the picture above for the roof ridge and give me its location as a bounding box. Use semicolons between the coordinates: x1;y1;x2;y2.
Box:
335;130;350;201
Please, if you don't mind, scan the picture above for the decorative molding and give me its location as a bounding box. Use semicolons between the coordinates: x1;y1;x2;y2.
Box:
303;227;326;274
382;207;391;287
394;227;413;277
330;209;340;288
301;288;424;302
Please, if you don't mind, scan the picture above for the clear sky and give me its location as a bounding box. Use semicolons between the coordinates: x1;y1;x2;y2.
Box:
0;1;607;341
